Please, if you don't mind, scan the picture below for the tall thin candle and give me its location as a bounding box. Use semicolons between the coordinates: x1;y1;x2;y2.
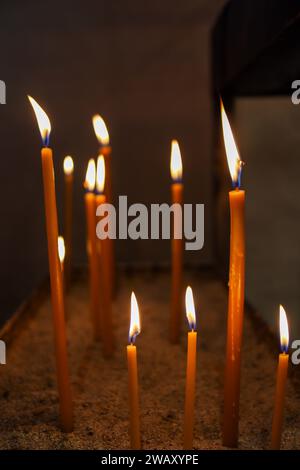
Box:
95;155;114;357
170;140;183;344
84;159;101;340
93;115;115;299
221;100;245;448
63;156;74;290
28;96;73;432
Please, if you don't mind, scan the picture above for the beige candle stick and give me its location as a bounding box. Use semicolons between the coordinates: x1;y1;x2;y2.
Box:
170;140;183;344
221;101;245;448
271;305;290;450
127;292;141;450
95;155;114;357
28;96;73;433
63;156;74;290
93;115;115;300
183;286;197;449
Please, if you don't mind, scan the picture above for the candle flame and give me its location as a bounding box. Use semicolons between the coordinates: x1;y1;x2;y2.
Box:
185;286;196;330
279;305;289;353
129;292;141;344
96;155;105;194
58;236;65;264
28;95;51;147
170;140;183;182
63;156;74;175
92;114;110;145
85;159;96;192
220;99;242;188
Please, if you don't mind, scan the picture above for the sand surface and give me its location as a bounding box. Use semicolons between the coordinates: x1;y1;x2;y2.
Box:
0;269;299;450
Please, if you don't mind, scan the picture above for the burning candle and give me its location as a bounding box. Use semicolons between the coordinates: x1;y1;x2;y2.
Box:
221;100;245;448
28;96;73;432
58;236;66;312
63;156;74;290
84;159;101;340
96;155;114;357
170;140;183;343
92;115;111;197
271;305;289;450
93;115;115;299
58;235;65;277
183;286;197;449
127;292;141;450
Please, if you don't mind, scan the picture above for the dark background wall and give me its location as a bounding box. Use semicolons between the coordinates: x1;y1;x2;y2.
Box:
0;1;225;323
236;97;300;337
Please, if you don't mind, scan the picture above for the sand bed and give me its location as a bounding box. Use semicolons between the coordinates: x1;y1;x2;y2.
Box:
0;269;299;450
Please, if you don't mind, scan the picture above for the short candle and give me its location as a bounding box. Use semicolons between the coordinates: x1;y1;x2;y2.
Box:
183;286;197;449
127;292;141;450
271;305;290;449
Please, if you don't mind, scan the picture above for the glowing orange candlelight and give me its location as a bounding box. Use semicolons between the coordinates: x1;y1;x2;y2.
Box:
85;159;96;191
127;292;141;449
58;235;66;291
185;286;196;331
170;139;183;182
63;156;74;175
92;114;110;146
28;96;51;146
221;101;242;188
96;155;105;194
183;286;197;449
279;305;289;353
271;305;290;449
28;95;73;432
170;139;184;344
129;292;141;343
221;99;245;448
58;236;65;269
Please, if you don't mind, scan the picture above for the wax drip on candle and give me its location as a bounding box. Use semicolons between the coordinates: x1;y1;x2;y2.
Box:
28;95;51;147
129;292;141;344
220;98;244;189
185;286;196;331
170;139;183;183
279;305;289;354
